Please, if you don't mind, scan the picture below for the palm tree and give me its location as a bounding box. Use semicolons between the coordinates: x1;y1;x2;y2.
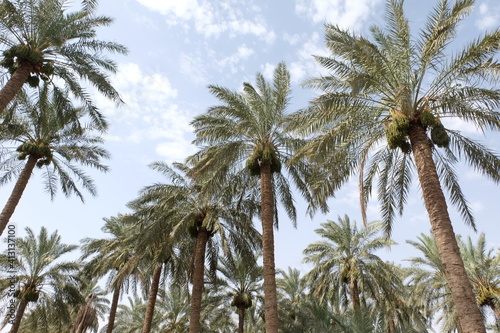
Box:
214;253;263;333
292;1;500;331
0;227;82;333
0;83;109;236
80;214;144;333
0;0;127;113
303;215;397;312
190;62;312;333
459;233;500;323
131;161;260;333
17;277;109;333
408;233;500;331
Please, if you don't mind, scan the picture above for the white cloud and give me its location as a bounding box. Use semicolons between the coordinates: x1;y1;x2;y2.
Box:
135;0;276;43
179;53;209;85
476;3;500;31
295;0;381;30
95;62;195;163
261;63;276;80
283;33;302;46
288;32;330;83
216;44;255;73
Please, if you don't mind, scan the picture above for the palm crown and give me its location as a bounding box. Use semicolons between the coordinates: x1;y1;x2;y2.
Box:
0;0;127;113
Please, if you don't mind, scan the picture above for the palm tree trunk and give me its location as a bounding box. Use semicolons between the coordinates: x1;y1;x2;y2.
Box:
259;162;279;333
142;264;162;333
9;299;28;333
106;286;121;333
0;155;38;236
238;307;245;333
0;62;32;114
189;227;208;333
349;278;361;311
409;123;486;333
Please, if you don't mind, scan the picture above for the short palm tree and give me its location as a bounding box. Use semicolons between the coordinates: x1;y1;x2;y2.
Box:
303;215;397;312
18;277;109;333
131;161;260;333
292;1;499;331
0;227;82;333
215;253;263;333
0;83;109;236
190;62;311;333
80;214;144;333
459;234;500;322
0;0;127;113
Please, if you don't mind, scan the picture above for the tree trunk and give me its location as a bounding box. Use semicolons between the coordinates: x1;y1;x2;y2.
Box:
0;61;32;114
106;286;121;333
0;155;38;236
259;162;279;333
238;307;245;333
189;227;208;333
9;299;28;333
349;278;361;311
408;123;486;333
142;264;162;333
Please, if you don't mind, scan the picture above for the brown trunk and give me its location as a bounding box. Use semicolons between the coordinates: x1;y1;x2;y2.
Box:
0;155;38;236
106;286;121;333
0;62;32;114
408;123;486;333
238;307;245;333
189;227;208;333
142;264;162;333
9;299;28;333
349;278;360;311
260;161;279;333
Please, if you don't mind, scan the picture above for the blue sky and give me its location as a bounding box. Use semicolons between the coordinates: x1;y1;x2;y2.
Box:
1;0;500;274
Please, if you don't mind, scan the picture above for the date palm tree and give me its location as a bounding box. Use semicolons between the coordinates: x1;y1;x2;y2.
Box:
0;0;127;114
0;227;82;333
214;253;263;333
190;62;312;333
0;83;109;236
460;234;500;324
131;161;260;333
303;215;397;312
292;0;500;331
80;214;144;333
17;277;109;333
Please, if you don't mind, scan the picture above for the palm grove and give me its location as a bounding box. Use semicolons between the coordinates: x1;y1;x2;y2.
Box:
0;0;499;332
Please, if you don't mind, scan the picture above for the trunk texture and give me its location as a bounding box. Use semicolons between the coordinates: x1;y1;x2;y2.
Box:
9;299;28;333
409;123;486;333
238;307;245;333
260;162;279;333
0;62;32;114
106;286;121;333
0;155;38;236
142;264;162;333
349;278;361;311
189;227;208;333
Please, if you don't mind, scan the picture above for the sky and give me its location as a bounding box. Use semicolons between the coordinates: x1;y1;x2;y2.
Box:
1;0;500;281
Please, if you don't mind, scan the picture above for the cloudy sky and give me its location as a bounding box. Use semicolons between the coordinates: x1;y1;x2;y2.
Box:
1;0;499;273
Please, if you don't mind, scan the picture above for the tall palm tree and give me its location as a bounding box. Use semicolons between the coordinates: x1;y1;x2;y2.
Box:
131;161;260;333
214;253;263;333
190;62;312;333
0;83;109;236
303;215;397;312
80;214;144;333
0;0;127;113
0;227;82;333
292;1;500;331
